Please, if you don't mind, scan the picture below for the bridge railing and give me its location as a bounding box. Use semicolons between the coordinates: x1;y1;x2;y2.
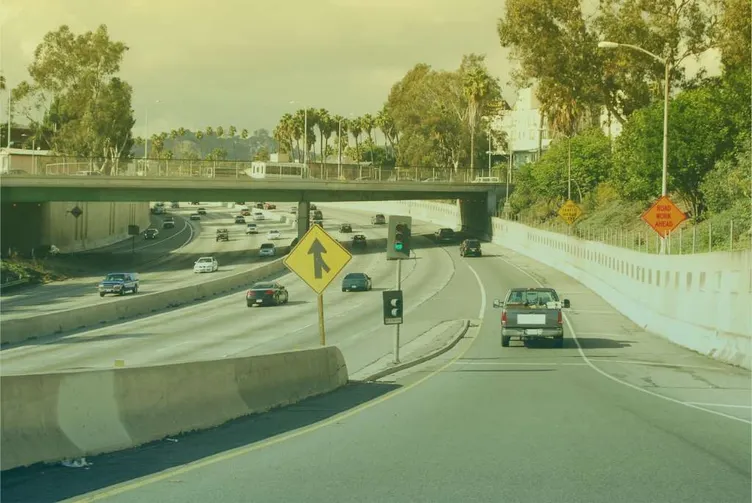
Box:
4;156;509;185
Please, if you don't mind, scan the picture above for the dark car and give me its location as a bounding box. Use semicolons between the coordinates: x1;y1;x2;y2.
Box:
339;223;352;233
371;214;386;225
310;204;317;210
255;203;264;209
98;272;139;297
235;215;246;224
246;281;289;307
342;272;372;292
435;228;455;243
144;228;158;239
460;238;482;257
264;203;276;210
197;207;207;215
352;234;367;249
216;228;229;242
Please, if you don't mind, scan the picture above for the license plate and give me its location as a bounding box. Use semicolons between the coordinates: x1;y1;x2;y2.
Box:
256;300;263;304
525;329;543;336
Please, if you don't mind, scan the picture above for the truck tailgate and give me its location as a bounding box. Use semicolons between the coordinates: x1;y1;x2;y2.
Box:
508;307;558;327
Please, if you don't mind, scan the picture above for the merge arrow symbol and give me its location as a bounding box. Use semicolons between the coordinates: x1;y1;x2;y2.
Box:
308;238;330;279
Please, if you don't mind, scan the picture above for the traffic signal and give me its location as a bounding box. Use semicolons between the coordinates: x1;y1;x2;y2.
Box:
383;290;403;325
387;215;412;260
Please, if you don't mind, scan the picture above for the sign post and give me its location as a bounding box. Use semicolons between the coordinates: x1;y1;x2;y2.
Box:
127;225;140;255
641;196;687;254
283;224;352;346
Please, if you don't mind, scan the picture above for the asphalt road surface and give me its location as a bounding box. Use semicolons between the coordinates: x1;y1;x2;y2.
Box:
0;203;284;321
0;209;469;376
2;218;749;503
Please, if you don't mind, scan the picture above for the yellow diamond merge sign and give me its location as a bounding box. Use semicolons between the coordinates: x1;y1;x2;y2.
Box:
283;224;352;294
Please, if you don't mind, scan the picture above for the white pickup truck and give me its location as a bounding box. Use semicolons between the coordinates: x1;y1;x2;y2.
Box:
493;287;571;348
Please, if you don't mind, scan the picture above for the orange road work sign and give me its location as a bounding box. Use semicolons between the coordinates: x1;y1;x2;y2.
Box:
641;195;687;237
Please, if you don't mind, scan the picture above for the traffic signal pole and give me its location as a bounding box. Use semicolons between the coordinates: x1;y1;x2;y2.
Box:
394;258;402;364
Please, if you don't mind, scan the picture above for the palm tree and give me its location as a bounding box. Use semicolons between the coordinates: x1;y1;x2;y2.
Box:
216;126;224;138
349;116;363;163
376;106;398;154
361;113;376;164
316;108;330;162
195;130;204;157
463;65;498;179
240;128;248;140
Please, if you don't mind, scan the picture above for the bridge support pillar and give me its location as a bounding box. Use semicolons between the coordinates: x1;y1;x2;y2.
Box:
297;201;310;239
458;192;494;240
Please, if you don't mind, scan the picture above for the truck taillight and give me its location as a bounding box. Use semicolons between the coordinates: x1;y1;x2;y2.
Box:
246;290;252;296
558;311;563;324
501;310;507;325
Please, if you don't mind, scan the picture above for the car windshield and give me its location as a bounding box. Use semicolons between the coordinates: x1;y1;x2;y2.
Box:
197;258;212;263
105;274;125;281
260;243;274;249
252;282;275;289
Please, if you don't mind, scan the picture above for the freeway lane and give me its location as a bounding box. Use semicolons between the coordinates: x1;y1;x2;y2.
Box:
5;230;748;503
0;210;474;376
0;203;282;322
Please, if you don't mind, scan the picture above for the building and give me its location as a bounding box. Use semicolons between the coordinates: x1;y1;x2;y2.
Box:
491;85;552;170
0;147;52;174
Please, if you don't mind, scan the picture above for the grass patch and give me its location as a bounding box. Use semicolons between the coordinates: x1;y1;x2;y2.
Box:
1;258;71;286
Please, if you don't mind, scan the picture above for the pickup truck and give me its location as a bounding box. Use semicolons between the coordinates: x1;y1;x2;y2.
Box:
493;287;570;348
216;228;229;242
98;272;139;297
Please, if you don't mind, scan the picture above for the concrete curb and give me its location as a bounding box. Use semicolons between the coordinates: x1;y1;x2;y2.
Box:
357;319;470;382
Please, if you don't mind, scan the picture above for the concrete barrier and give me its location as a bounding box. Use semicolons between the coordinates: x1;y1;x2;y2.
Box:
326;200;752;369
0;346;348;470
0;258;288;345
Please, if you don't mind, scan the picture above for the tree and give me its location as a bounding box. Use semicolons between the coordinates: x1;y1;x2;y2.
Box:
11;24;133;166
610;82;739;217
461;54;501;176
216;126;224;138
228;125;237;137
205;126;214;137
240;128;248;140
254;145;270;161
361;113;376;164
699;130;751;214
349;116;364;162
713;0;751;72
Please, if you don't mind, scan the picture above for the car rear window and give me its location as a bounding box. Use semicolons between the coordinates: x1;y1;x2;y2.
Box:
260;243;274;249
345;273;365;279
466;240;480;247
252;282;274;289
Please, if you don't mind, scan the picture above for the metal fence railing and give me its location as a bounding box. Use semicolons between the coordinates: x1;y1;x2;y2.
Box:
499;212;751;254
2;156;507;185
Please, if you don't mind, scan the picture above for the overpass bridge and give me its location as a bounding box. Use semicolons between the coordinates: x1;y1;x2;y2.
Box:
0;174;515;239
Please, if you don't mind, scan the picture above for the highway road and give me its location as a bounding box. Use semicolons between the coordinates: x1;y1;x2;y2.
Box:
0;208;470;377
1;223;749;503
0;202;286;322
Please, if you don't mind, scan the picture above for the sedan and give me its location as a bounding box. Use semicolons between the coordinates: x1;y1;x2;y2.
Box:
259;243;276;257
342;272;372;292
235;216;246;224
193;256;219;273
197;208;207;215
339;223;352;233
189;213;201;221
143;228;159;239
246;282;289;307
267;230;281;240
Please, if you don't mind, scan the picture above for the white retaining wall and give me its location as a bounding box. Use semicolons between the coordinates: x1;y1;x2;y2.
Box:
327;200;752;369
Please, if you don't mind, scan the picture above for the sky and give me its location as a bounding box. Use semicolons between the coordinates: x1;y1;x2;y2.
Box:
0;0;719;137
0;0;515;135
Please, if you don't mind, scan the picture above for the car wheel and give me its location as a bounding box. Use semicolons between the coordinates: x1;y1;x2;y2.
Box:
247;301;253;308
284;293;289;304
99;292;105;298
133;285;139;294
119;289;125;296
501;335;511;347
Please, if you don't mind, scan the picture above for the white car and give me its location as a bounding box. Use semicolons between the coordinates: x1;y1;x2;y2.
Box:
253;211;265;221
193;256;219;273
267;230;281;240
259;243;276;257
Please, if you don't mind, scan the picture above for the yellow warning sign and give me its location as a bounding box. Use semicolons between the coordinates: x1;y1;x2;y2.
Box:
558;199;583;226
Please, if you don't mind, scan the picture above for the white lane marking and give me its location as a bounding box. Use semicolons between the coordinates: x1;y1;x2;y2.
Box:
684;402;752;409
454;361;588;366
464;262;486;320
594;359;738;372
495;254;752;425
568;310;622;315
133;217;193;252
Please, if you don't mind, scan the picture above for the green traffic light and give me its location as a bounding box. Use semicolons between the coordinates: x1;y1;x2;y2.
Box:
395;242;403;251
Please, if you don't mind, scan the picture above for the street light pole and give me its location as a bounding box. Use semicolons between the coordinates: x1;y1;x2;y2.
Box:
598;41;670;253
567;136;572;201
338;118;343;179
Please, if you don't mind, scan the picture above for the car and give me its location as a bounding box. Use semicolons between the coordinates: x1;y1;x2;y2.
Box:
144;228;159;239
289;206;297;214
235;215;246;224
170;202;180;208
98;272;139;297
371;214;386;225
240;209;251;216
259;243;276;257
245;223;258;234
434;228;455;243
189;213;201;221
264;203;276;210
255;203;264;209
493;288;571;348
197;207;207;215
341;272;372;292
289;237;299;248
216;228;229;242
339;223;352;233
246;281;289;307
267;230;281;240
460;238;482;257
190;201;200;205
162;216;175;229
352;234;367;249
235;201;246;205
310;204;317;210
311;218;324;226
253;211;265;221
194;256;219;273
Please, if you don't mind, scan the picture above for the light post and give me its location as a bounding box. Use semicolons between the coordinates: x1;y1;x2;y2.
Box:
598;40;670;253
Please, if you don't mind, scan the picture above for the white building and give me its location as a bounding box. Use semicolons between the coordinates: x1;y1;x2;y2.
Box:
491;85;551;170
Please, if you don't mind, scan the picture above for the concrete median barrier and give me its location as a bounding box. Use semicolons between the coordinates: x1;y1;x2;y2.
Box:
0;346;348;471
0;258;287;345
